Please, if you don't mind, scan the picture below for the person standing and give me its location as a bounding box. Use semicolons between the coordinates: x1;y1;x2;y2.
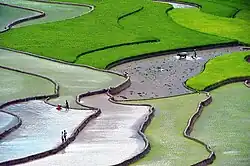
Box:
61;131;65;143
65;100;69;111
63;130;67;141
193;49;197;58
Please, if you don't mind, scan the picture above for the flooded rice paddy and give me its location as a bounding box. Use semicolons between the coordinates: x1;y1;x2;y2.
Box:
0;100;94;163
0;111;18;135
0;0;91;28
18;93;149;166
0;67;54;104
0;49;124;108
192;83;250;166
128;93;209;166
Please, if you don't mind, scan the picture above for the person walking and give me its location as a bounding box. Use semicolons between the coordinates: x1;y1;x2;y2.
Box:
63;130;67;141
61;131;65;143
65;100;69;111
193;49;197;59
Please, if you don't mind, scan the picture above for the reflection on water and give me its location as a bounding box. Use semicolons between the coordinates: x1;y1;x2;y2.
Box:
0;100;93;163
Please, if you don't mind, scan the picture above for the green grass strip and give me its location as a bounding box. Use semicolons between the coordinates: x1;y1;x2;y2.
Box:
187;51;250;91
184;0;250;18
169;8;250;44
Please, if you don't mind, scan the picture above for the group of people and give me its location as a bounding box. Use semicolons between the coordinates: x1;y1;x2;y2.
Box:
177;49;197;60
61;130;67;143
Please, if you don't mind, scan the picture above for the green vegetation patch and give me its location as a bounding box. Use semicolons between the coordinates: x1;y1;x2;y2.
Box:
184;0;250;18
235;9;250;21
169;8;250;44
192;83;250;165
0;0;232;68
127;93;208;165
187;51;250;91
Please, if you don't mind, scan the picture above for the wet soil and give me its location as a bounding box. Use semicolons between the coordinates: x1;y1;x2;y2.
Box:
112;46;243;99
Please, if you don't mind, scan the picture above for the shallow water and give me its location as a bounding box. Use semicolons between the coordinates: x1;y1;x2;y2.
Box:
0;0;91;28
0;100;94;163
20;94;149;166
0;68;54;104
0;4;37;31
192;83;250;165
0;111;18;135
0;49;124;108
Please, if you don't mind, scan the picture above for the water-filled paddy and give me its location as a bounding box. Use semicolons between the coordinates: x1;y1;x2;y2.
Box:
0;111;18;135
19;93;149;166
127;93;208;165
0;68;54;104
192;83;250;165
0;3;37;31
0;0;91;28
0;100;94;163
0;49;124;108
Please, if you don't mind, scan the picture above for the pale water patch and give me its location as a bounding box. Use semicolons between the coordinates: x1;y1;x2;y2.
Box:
0;0;91;28
0;100;94;163
20;94;149;165
0;49;124;108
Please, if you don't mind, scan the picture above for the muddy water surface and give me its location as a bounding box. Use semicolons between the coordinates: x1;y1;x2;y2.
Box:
112;46;242;99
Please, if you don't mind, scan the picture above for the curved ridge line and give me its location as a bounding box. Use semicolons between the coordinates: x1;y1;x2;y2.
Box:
231;9;241;18
0;0;95;33
107;51;249;165
155;0;201;8
0;65;59;140
73;39;160;63
0;57;131;165
106;91;154;166
27;0;95;20
105;41;239;69
183;91;215;166
0;2;45;33
0;110;22;140
117;6;144;29
74;77;154;166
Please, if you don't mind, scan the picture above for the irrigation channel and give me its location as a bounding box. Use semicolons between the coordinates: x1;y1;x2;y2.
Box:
0;0;249;166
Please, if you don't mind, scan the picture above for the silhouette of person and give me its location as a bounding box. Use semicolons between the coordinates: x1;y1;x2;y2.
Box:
61;131;64;143
65;100;69;111
63;130;67;141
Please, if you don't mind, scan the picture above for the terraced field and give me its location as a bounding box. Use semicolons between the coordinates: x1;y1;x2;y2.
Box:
0;0;249;165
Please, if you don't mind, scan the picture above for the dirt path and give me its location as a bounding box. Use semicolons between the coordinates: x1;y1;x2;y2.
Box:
112;46;243;99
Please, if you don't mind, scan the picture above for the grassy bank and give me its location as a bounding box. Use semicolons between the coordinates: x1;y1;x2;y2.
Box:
187;51;250;91
169;8;250;44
